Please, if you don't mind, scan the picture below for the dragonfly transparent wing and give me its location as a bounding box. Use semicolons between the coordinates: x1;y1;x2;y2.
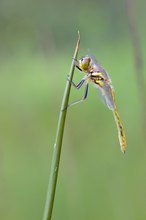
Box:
94;82;115;111
88;53;112;82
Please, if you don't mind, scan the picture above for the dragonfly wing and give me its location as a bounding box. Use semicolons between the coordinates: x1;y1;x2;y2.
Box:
96;86;109;107
88;53;112;83
94;83;115;111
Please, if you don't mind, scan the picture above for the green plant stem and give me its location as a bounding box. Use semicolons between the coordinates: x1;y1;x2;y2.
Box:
42;32;80;220
126;0;146;137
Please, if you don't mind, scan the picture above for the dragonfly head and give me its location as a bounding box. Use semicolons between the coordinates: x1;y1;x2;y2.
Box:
79;56;91;71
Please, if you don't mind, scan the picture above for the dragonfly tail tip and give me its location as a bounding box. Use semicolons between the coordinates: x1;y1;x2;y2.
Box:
121;148;126;154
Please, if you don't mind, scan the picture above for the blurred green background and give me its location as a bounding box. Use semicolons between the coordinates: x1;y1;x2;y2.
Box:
0;0;146;219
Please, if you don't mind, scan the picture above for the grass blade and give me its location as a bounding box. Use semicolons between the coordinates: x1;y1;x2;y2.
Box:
42;31;80;220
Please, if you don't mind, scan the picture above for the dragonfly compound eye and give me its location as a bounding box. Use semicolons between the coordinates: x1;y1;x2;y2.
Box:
79;57;91;71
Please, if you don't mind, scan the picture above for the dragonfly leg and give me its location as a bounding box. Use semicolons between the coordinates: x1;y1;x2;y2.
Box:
67;76;85;89
72;58;82;71
76;65;82;72
64;83;89;109
62;83;88;111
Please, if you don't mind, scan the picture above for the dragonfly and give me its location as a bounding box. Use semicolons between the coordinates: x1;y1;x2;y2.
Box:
67;54;126;154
